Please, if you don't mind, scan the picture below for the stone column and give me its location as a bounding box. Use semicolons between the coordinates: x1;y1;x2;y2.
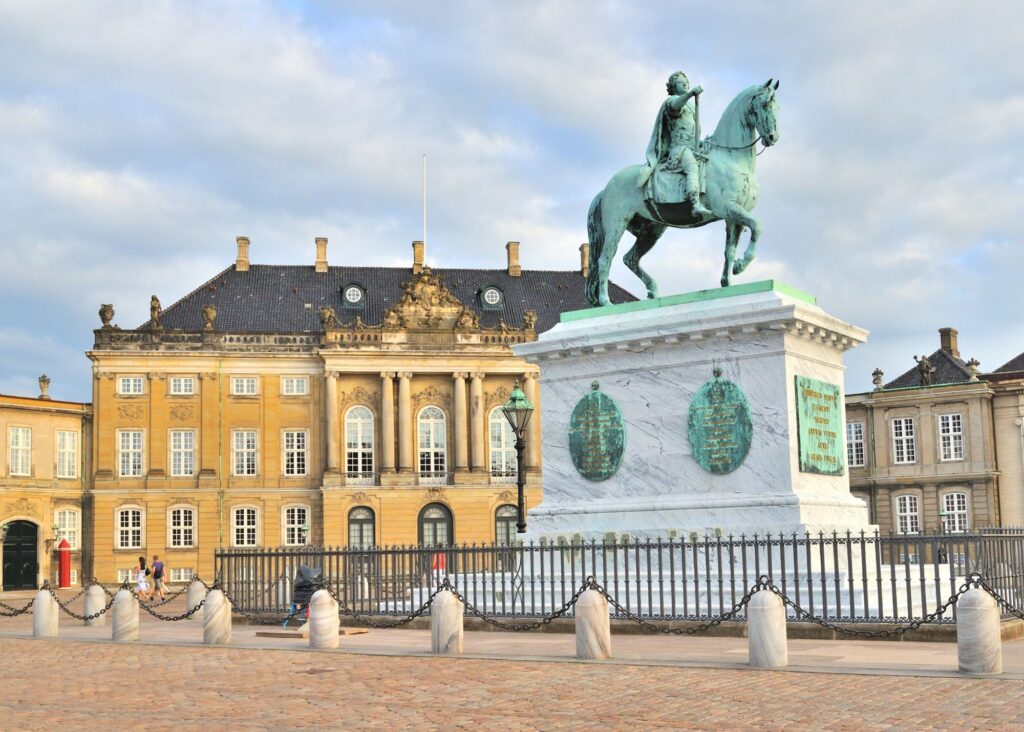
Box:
203;588;232;645
524;373;541;473
397;372;413;474
747;589;788;669
380;372;396;474
575;589;611;659
324;372;341;484
453;373;469;476
958;586;1002;675
32;588;58;638
111;590;139;642
430;589;464;655
84;583;107;627
308;589;340;649
469;372;485;472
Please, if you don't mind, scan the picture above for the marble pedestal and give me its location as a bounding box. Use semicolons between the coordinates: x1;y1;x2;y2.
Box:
514;281;873;540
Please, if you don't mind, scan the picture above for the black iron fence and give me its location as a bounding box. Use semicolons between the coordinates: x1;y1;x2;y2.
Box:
215;530;1024;623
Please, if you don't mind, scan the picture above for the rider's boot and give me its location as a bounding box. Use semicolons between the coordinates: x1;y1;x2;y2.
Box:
688;191;712;217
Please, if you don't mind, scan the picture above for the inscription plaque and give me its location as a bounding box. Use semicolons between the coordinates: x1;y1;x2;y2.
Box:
795;375;845;476
568;381;625;481
687;369;753;474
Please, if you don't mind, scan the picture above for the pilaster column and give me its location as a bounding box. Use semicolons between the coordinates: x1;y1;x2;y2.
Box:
453;372;469;472
524;373;541;473
380;372;396;474
398;372;413;473
147;372;166;478
198;372;218;485
325;372;340;475
469;372;485;471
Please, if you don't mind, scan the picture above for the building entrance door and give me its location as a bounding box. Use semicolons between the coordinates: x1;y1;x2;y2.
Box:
2;520;38;591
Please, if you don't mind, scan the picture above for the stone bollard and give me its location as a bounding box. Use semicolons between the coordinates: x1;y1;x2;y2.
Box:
111;589;139;642
186;579;207;622
430;589;464;655
203;589;232;645
747;589;788;669
958;586;1002;675
575;588;611;660
32;587;59;638
308;589;340;650
84;584;107;627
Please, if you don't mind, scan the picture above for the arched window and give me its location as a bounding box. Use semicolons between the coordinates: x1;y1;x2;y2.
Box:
348;506;376;548
495;504;518;546
489;408;517;482
232;506;259;547
345;406;375;485
418;503;453;546
941;492;969;533
895;494;920;535
115;505;144;549
417;406;447;485
282;505;310;546
167;505;196;548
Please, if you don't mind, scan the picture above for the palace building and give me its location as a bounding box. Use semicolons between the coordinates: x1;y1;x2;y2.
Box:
79;237;633;583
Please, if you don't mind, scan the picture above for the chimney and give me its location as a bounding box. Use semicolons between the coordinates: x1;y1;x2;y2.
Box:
38;374;51;401
235;236;250;272
579;243;590;278
315;237;328;273
939;327;959;359
412;240;425;274
506;241;522;277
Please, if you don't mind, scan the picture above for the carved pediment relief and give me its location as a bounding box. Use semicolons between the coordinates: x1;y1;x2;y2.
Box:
2;497;37;519
169;404;194;421
117;404;144;420
486;386;511;409
349;492;372;505
421;488;449;505
497;490;515;504
338;386;379;409
381;267;465;332
413;385;446;408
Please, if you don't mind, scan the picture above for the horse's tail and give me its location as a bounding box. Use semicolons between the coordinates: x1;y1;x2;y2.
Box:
585;191;604;307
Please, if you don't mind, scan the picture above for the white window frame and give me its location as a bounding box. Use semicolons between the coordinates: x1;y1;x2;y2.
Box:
168;376;196;396
117;568;135;584
232;430;258;476
169;567;194;583
417;406;447;485
118;376;145;395
55;508;80;550
231;376;258;396
495;504;518;546
282;430;308;477
167;505;196;548
232;506;259;547
115;505;145;549
69;569;78;586
489;408;517;482
8;426;31;477
348;506;376;548
169;429;196;477
938;413;965;462
281;376;309;396
118;429;145;478
345;406;375;484
891;417;916;465
895;494;920;535
845;421;865;468
56;430;79;479
282;504;310;546
941;491;970;533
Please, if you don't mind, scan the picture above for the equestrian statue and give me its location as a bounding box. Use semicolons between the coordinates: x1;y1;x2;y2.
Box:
586;72;781;307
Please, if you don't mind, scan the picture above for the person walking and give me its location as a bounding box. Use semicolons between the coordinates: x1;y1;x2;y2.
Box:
135;556;152;602
151;554;166;602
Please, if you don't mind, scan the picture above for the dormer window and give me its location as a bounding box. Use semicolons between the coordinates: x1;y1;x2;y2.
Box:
479;285;504;310
342;283;365;308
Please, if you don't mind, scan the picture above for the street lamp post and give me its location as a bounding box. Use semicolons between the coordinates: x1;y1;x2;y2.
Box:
501;380;535;533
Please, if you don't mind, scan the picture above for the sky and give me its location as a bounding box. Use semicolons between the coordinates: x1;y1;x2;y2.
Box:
1;1;1022;402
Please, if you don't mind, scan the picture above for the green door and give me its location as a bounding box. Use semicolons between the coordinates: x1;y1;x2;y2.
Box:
3;521;38;591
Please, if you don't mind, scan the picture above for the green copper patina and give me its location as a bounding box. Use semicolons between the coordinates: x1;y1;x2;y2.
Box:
568;381;625;481
687;369;753;474
586;74;781;306
795;375;845;476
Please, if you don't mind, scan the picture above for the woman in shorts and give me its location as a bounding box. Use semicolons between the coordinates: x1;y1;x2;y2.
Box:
135;556;152;601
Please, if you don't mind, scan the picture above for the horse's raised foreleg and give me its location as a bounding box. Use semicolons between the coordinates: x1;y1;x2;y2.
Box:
721;203;762;279
624;219;667;299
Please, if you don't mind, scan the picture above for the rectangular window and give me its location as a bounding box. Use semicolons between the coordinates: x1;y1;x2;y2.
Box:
69;570;78;585
942;492;969;532
169;568;194;583
169;430;196;477
117;569;134;584
233;507;258;547
169;507;195;548
891;417;916;464
55;509;79;550
283;430;308;476
168;376;195;396
118;376;144;395
118;430;144;477
8;427;31;476
117;508;143;549
284;506;309;546
231;377;258;395
56;430;78;478
233;431;258;476
939;413;965;461
281;377;309;396
845;422;865;468
896;494;920;534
